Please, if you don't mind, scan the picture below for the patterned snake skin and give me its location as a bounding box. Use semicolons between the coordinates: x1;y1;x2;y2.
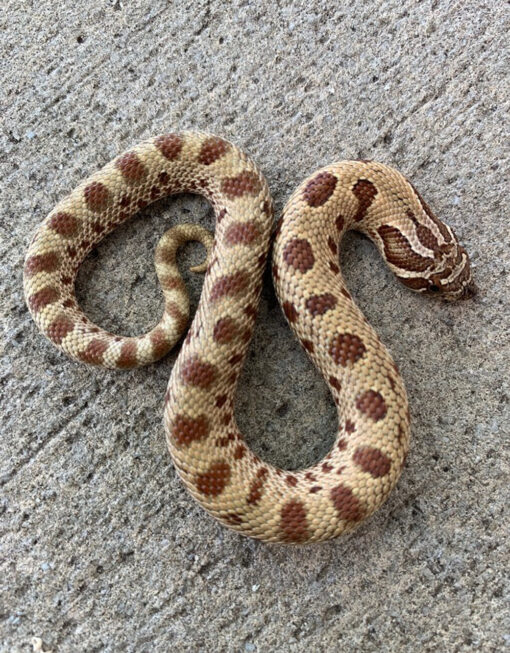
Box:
23;132;475;543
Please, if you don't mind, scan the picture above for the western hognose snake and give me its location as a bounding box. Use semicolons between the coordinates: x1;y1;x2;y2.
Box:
24;132;474;543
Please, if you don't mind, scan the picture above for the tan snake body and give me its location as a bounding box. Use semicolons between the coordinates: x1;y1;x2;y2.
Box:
23;132;474;543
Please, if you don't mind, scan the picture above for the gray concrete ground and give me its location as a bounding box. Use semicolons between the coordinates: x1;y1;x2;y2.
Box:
1;1;508;651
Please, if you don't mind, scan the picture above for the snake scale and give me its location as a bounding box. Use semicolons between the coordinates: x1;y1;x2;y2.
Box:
24;132;474;543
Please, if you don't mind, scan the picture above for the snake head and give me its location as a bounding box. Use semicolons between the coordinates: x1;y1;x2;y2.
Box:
426;244;476;300
396;237;476;300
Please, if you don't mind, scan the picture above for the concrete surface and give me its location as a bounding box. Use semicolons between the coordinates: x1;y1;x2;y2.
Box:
1;1;508;651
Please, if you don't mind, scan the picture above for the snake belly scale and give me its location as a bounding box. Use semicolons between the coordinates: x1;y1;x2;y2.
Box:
23;132;474;543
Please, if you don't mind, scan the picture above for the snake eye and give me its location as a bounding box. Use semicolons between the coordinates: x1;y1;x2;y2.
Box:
429;284;440;292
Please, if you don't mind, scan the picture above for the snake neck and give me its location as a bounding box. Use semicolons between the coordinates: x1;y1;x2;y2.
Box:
277;160;473;301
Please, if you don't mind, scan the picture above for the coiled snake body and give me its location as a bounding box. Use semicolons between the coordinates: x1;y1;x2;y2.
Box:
24;132;474;543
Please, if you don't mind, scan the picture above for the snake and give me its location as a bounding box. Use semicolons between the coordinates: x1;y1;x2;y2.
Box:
23;132;475;543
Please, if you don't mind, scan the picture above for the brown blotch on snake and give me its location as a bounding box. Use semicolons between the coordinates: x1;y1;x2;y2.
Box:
48;212;79;237
28;286;59;312
353;446;392;478
25;252;59;277
84;181;111;211
330;484;364;521
155;133;183;160
116;152;148;183
280;499;309;542
47;315;74;345
198;136;229;165
303;171;338;208
213;317;240;344
282;238;315;272
329;333;367;366
306;293;338;316
352;178;378;221
180;356;217;389
356;390;388;422
196;461;231;497
171;414;209;447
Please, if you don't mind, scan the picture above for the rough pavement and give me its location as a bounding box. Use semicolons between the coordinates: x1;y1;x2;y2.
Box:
1;1;508;651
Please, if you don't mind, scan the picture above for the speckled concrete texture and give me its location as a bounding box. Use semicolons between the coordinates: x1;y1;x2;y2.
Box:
1;1;508;651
